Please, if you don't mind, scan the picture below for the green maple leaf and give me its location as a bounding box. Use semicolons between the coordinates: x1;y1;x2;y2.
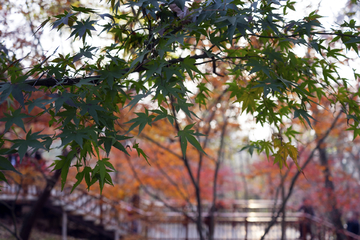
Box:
0;109;29;132
133;141;150;165
52;11;75;29
125;109;155;134
176;123;206;158
69;17;97;41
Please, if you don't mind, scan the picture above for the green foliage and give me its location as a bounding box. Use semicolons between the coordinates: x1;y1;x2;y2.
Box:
1;0;360;192
177;123;206;158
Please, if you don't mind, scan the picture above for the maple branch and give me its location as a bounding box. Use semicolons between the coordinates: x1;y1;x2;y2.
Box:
170;97;198;188
6;52;263;88
248;31;360;39
16;76;103;87
153;161;193;206
212;56;224;77
267;138;315;236
196;87;229;184
140;133;183;160
170;96;206;240
141;132;212;209
208;112;228;240
0;171;25;239
0;221;20;240
213;114;228;203
125;155;197;222
8;53;209;87
0;198;21;240
270;139;316;214
260;109;343;240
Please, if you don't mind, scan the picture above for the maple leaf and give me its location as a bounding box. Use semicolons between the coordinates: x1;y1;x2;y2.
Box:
0;109;28;132
69;17;97;42
176;123;206;158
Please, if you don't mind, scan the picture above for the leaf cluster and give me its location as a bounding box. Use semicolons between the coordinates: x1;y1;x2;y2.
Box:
1;0;360;192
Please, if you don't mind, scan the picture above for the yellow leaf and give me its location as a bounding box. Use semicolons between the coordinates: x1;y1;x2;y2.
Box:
272;142;300;170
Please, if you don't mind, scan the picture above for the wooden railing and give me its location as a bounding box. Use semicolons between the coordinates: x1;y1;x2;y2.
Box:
1;184;360;240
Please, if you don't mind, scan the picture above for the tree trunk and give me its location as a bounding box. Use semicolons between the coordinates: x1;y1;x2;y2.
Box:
207;115;228;240
207;205;215;240
19;169;61;240
195;188;204;240
317;146;346;240
280;178;286;240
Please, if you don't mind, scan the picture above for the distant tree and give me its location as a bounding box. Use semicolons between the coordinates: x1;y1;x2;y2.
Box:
105;81;240;239
2;0;360;239
248;97;360;240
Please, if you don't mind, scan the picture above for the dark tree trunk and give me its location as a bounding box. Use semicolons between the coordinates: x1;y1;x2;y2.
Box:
208;115;228;240
318;146;346;240
19;169;61;240
207;205;215;240
280;179;286;240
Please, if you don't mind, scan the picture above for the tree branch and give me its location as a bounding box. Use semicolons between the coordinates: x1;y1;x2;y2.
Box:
153;161;193;206
208;112;228;240
125;155;197;223
8;53;210;87
169;95;205;240
260;109;343;240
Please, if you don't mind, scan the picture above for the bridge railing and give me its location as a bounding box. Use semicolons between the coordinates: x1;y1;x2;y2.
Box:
142;212;360;240
0;182;143;235
2;183;360;240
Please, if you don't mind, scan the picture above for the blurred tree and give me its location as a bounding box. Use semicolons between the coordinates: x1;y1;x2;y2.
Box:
2;0;360;239
119;79;240;239
248;97;360;240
